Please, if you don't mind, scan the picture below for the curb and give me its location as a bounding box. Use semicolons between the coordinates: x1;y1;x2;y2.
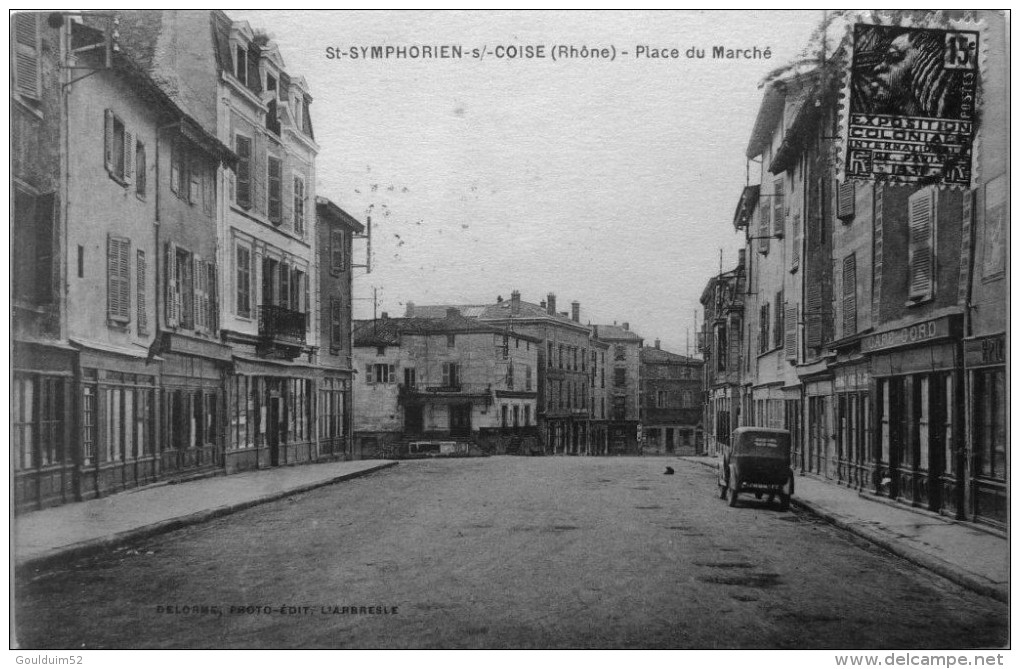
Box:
680;457;1008;604
15;461;399;578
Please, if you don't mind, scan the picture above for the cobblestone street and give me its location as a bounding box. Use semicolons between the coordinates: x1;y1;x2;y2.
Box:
15;458;1008;649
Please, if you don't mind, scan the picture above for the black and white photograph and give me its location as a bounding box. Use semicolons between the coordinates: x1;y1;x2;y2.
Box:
9;9;1010;658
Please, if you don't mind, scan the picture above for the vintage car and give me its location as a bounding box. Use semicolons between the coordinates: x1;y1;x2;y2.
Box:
717;427;794;510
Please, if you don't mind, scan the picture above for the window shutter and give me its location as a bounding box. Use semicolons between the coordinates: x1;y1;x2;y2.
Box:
843;253;857;336
189;158;200;204
774;290;783;349
104;110;115;174
388;364;396;383
235;136;251;208
791;212;801;271
758;195;771;254
908;188;935;301
193;255;205;331
772;179;784;238
123;130;135;186
207;261;218;332
107;236;130;322
14;13;40;100
806;280;822;348
365;363;373;384
280;262;291;310
137;250;147;334
330;298;341;350
304;272;311;331
166;242;179;327
784;303;798;361
107;236;120;320
837;180;855;220
253;137;265;214
443;362;450;386
268;157;282;223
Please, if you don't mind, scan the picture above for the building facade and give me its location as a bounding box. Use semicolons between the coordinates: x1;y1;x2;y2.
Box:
639;341;704;455
699;253;746;455
315;197;362;461
352;311;540;457
706;11;1008;533
592;323;644;454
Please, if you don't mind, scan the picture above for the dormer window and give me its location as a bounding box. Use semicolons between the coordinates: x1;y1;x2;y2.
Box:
293;96;302;130
235;45;248;86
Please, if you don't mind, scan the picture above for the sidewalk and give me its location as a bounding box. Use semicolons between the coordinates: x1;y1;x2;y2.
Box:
681;456;1009;603
14;460;397;575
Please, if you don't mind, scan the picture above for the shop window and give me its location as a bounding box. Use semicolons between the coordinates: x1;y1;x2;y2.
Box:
975;369;1006;480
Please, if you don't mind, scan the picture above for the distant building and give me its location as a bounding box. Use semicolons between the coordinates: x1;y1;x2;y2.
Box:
352;310;540;457
408;292;606;455
315;197;363;460
639;341;704;455
592;322;644;454
699;252;746;455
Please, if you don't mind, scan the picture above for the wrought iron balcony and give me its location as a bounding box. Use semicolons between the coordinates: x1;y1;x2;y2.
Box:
258;304;306;344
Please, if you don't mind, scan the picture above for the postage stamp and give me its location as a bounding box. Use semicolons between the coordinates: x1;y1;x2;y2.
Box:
841;22;981;186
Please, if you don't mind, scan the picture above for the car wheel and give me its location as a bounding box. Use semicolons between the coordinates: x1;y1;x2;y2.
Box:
727;475;739;508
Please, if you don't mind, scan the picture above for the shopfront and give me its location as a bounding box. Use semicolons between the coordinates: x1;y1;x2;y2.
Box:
965;333;1006;528
866;315;963;513
833;361;872;491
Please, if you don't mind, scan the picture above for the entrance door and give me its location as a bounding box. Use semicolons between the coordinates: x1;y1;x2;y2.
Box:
269;396;281;466
405;405;424;434
449;404;472;437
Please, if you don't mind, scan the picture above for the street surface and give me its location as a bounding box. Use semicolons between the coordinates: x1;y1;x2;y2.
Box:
14;457;1008;649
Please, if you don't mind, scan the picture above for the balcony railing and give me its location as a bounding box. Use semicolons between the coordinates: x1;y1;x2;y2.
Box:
258;304;306;344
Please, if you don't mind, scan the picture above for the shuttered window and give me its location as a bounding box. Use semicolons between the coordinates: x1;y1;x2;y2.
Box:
235;135;252;208
104;111;134;185
806;281;823;348
135;142;147;198
166;242;179;327
136;250;148;335
107;236;131;324
837;180;855;220
293;175;306;234
774;290;784;349
268;156;283;223
758;193;771;254
907;187;936;302
843;253;857;336
330;297;342;352
772;179;785;238
13;13;41;100
791;213;801;272
784;303;798;361
236;244;251;318
330;228;345;275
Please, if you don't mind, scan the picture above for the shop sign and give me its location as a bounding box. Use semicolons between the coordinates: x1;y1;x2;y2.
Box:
834;366;869;392
861;316;953;353
964;335;1005;368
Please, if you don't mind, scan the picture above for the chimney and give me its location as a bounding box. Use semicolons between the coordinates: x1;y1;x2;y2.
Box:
405;301;415;317
571;301;580;322
546;293;556;316
381;312;389;319
737;248;746;268
511;290;521;315
655;338;661;349
446;307;460;319
622;322;629;331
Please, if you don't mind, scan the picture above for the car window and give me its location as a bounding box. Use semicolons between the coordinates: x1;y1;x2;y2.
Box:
752;437;780;449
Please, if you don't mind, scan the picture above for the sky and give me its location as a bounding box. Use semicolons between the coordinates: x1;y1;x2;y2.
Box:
233;10;821;356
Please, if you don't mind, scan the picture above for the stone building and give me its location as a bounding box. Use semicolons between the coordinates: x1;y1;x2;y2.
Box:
408;293;607;455
352;311;540;457
315;197;363;460
592;322;644;454
699;252;746;455
639;341;704;455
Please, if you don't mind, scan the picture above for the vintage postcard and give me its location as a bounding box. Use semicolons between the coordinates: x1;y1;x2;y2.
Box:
10;9;1009;661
